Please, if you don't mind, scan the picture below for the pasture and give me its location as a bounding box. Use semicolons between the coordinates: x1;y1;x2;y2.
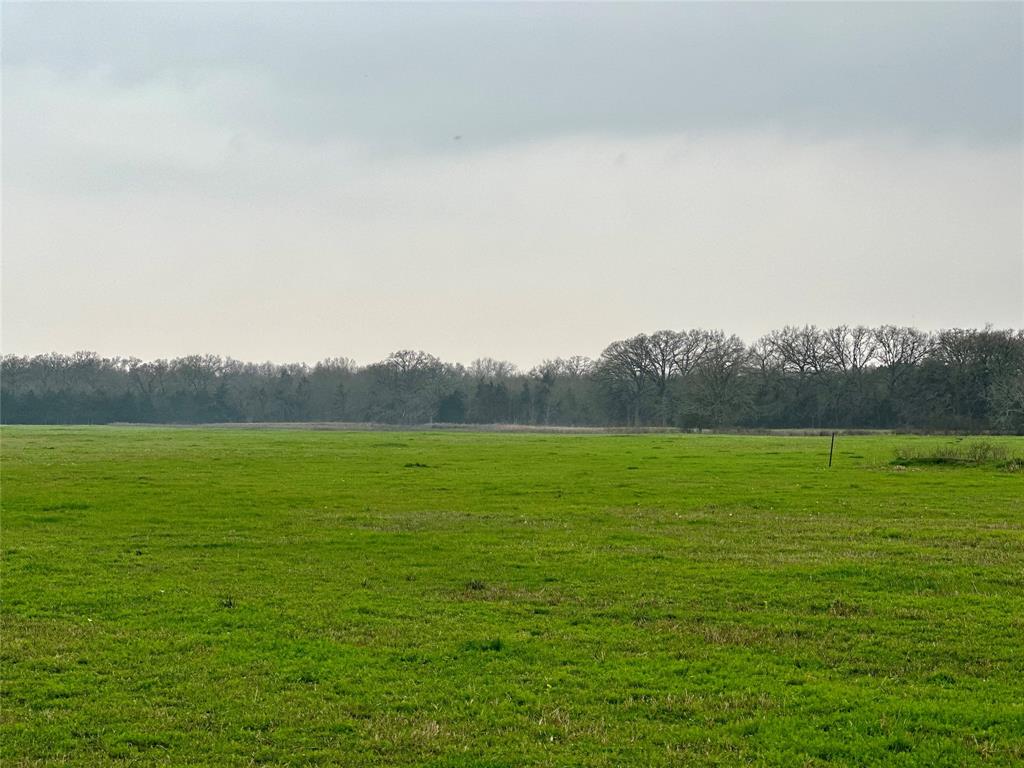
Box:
2;427;1022;766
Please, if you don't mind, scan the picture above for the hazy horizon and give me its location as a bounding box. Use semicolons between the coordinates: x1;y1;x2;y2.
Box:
3;2;1022;368
4;320;1021;373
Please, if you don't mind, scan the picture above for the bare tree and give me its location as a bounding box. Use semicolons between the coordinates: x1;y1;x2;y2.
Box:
559;356;594;377
469;358;519;380
367;350;453;423
686;332;751;425
874;326;933;383
823;325;878;372
645;330;685;425
128;358;169;399
765;325;829;375
597;334;651;426
315;357;358;374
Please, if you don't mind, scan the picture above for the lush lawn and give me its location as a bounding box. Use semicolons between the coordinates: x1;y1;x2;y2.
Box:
2;427;1022;766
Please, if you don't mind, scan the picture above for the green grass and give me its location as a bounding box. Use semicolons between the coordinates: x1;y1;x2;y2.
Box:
2;427;1023;766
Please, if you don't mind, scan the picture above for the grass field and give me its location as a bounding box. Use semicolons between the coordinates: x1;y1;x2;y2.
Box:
2;428;1023;766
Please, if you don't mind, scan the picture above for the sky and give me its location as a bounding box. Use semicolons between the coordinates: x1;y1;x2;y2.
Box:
2;1;1022;367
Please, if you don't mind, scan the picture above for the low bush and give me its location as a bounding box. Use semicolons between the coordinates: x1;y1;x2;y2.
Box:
892;440;1019;468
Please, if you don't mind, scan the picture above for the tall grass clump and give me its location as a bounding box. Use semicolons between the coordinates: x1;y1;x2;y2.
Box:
892;440;1021;470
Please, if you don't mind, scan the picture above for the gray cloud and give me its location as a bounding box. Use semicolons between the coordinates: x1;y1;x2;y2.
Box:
4;2;1021;152
2;2;1021;365
4;132;1020;364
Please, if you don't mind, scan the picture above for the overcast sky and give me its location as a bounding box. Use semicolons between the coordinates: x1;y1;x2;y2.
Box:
3;2;1022;367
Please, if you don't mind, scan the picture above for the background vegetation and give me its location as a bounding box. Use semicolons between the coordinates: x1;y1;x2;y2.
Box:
2;325;1023;432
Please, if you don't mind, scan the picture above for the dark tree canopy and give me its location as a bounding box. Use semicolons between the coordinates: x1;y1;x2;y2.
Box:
2;326;1022;432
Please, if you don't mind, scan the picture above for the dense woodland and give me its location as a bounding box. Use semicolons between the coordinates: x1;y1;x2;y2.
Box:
2;326;1023;432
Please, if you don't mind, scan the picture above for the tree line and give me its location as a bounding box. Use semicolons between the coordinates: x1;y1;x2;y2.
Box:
2;325;1022;432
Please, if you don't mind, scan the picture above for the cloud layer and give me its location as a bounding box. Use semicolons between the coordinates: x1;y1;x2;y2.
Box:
3;2;1021;364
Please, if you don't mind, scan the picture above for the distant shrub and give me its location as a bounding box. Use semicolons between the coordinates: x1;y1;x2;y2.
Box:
892;440;1019;468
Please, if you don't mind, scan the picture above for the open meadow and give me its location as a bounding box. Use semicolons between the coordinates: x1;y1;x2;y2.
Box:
2;427;1022;766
